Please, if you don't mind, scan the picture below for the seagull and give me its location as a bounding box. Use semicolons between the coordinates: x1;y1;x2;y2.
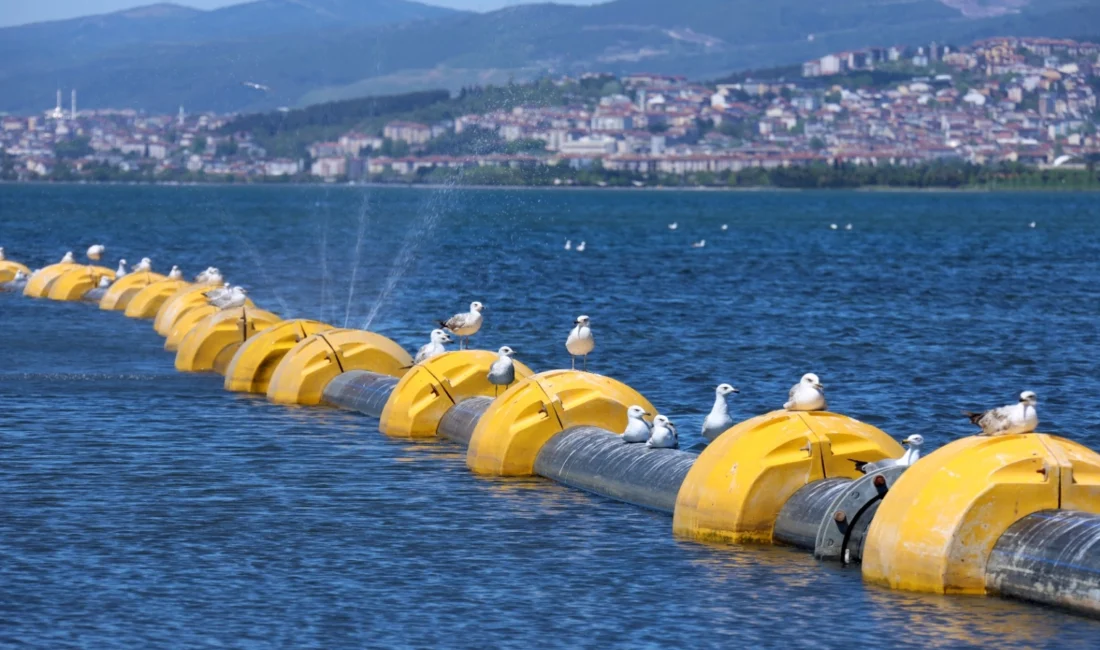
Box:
668;222;679;230
1029;221;1037;228
853;435;924;474
13;270;27;281
830;224;838;230
195;267;216;282
196;266;224;284
0;247;5;261
622;405;653;443
647;415;679;449
566;315;594;370
691;239;706;248
203;282;232;303
487;346;516;396
439;301;484;350
564;240;572;251
115;259;128;278
168;265;183;280
576;241;586;252
701;383;740;442
133;257;152;273
242;81;271;92
86;244;106;261
211;286;247;310
414;329;452;365
720;224;728;231
97;275;112;288
845;223;853;231
60;251;75;263
964;391;1039;436
784;373;826;411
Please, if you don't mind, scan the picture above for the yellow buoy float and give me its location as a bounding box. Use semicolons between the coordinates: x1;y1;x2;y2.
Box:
122;279;190;318
22;262;80;298
45;266;116;301
175;307;282;374
223;319;334;394
98;271;168;311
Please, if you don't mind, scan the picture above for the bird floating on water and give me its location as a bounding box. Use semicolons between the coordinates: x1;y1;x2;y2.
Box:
668;222;679;230
721;224;729;231
1029;221;1037;229
566;315;594;371
785;373;826;411
701;383;739;442
414;329;452;365
86;244;106;261
622;405;653;443
829;224;838;230
647;415;679;449
440;301;484;350
564;240;572;251
964;391;1038;436
133;257;152;273
853;435;924;474
487;346;516;396
691;239;706;248
845;223;853;231
60;251;75;263
168;265;183;280
115;259;128;278
576;241;586;252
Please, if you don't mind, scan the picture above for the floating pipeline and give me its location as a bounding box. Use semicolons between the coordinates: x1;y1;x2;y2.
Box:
8;257;1100;621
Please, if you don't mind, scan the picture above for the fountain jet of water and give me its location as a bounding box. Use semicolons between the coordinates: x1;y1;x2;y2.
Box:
343;193;372;328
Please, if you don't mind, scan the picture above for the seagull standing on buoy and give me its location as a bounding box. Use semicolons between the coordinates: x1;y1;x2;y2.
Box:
0;247;5;261
414;329;452;365
439;301;484;350
134;257;152;273
853;435;924;474
203;282;232;304
115;259;128;278
964;391;1039;436
701;383;739;442
784;373;826;411
211;286;247;310
97;275;112;288
13;270;27;281
566;315;594;370
86;244;106;261
168;265;183;280
647;415;679;449
622;405;652;443
60;251;75;263
487;346;516;396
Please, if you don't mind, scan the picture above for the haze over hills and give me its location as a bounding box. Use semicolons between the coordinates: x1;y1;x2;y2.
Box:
2;0;1099;114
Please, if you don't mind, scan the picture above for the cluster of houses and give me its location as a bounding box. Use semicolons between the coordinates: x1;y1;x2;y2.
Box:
3;36;1097;182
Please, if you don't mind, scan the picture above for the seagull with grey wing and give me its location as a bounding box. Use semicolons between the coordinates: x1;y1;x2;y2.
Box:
647;415;679;449
414;329;452;365
785;373;826;411
440;301;484;350
701;383;739;442
566;315;594;370
853;435;924;474
487;346;516;396
964;391;1038;436
621;405;653;443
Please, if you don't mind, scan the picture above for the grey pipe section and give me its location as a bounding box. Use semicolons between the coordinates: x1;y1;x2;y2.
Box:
773;479;853;550
533;426;696;514
321;370;400;418
437;397;492;447
987;510;1100;618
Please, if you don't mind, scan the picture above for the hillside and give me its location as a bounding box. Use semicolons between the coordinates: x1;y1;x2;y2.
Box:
2;0;1099;114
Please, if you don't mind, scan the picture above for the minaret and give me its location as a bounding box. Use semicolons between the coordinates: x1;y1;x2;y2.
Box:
71;89;77;120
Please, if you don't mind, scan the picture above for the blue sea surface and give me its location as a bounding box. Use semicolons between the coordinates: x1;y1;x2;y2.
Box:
2;185;1099;648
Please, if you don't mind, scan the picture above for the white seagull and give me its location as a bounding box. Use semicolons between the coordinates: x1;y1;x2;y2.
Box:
86;244;106;261
133;257;152;273
13;269;28;281
647;415;679;449
566;315;594;371
60;251;75;263
203;282;232;303
487;346;516;396
784;373;827;411
691;239;706;248
845;223;853;231
1029;221;1037;228
414;329;452;365
853;435;924;474
576;241;586;252
668;222;679;230
97;275;112;289
964;391;1039;436
701;383;740;442
721;224;729;231
439;301;484;350
211;285;247;310
115;259;128;278
564;240;572;251
0;247;5;261
621;405;653;443
168;265;183;280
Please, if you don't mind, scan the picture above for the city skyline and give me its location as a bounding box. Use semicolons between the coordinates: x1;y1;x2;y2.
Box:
0;0;600;28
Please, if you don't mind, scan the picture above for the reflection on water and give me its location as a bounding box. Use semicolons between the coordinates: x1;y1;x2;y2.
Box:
2;185;1100;647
